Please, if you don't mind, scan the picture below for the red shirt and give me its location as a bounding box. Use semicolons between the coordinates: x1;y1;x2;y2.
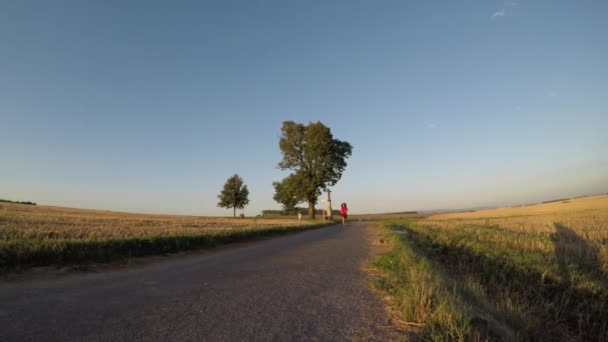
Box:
341;206;348;214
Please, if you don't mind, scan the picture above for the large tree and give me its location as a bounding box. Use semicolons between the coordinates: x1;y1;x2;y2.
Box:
217;174;250;217
275;121;352;218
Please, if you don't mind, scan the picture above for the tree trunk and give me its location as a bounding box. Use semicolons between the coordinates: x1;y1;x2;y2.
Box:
308;200;315;219
233;206;236;218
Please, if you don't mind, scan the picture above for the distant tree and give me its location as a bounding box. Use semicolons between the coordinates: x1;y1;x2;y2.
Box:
261;207;326;216
275;121;352;218
0;198;36;205
217;174;250;217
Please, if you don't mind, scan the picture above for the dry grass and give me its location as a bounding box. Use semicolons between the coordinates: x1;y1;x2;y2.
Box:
0;203;313;241
0;203;327;270
429;194;608;220
375;195;608;340
420;195;608;275
424;194;608;241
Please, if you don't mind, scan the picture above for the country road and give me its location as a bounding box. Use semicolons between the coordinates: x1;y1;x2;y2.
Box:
0;222;403;341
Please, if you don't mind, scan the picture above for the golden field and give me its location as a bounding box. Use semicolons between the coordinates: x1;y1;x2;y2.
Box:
0;203;313;241
432;194;608;219
0;203;326;271
423;195;608;272
427;194;608;233
374;194;608;340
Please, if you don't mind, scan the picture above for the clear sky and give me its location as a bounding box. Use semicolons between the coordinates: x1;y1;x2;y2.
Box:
1;1;607;215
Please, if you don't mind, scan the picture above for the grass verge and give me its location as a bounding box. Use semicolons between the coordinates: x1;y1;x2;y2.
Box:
373;219;480;341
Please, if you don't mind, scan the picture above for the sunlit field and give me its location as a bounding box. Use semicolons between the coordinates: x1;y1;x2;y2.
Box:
424;195;608;272
0;203;327;271
0;204;315;240
374;195;608;341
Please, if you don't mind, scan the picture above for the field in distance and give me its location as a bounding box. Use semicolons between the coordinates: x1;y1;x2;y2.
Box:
0;203;328;272
374;194;608;340
350;212;425;221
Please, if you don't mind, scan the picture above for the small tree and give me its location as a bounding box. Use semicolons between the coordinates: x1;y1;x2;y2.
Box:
273;174;307;213
217;174;250;217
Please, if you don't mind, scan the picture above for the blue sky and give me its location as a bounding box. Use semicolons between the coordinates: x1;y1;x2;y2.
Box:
1;1;607;215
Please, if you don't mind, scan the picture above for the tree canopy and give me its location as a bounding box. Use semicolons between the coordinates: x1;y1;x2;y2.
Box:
275;121;352;218
272;174;307;212
217;174;250;217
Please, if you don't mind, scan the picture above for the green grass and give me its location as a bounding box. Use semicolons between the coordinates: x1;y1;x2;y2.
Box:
373;218;608;341
0;222;333;272
373;220;478;341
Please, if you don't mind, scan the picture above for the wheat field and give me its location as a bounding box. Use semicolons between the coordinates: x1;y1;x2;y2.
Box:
421;195;608;272
0;203;312;241
375;194;608;340
0;203;323;270
425;195;608;236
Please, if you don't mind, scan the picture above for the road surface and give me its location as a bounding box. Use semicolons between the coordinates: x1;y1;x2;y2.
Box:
0;222;401;341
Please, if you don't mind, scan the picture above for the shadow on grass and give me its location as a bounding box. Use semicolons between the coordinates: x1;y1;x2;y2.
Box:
551;223;603;287
402;225;608;341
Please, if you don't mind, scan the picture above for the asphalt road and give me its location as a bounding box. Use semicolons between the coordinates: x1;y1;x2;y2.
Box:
0;222;400;341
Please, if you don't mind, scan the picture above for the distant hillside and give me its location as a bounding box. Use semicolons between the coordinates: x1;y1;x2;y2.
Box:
417;193;608;215
417;206;496;214
428;194;608;220
350;212;423;220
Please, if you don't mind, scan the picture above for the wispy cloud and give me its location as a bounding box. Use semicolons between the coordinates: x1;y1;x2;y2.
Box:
491;9;506;18
427;123;437;129
546;91;559;98
491;1;517;19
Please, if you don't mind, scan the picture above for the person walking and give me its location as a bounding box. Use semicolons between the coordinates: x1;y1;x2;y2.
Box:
340;203;348;225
